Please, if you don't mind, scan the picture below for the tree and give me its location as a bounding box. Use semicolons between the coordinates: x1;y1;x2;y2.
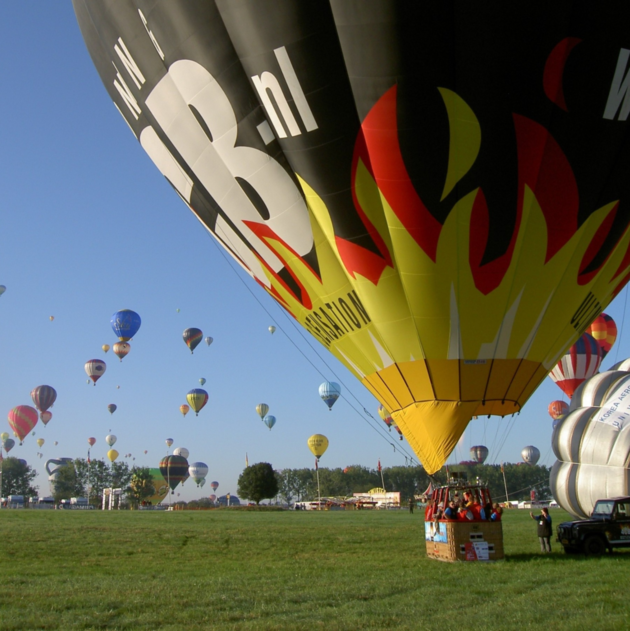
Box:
74;458;112;505
237;462;278;505
1;457;38;497
51;463;85;502
110;461;133;491
127;467;156;507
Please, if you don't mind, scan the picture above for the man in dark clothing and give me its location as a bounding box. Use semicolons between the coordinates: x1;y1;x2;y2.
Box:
530;507;552;552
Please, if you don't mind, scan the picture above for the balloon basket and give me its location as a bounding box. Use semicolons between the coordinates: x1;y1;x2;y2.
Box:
425;520;504;562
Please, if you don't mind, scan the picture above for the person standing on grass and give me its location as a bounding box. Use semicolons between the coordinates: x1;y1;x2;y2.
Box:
409;497;414;514
530;507;552;552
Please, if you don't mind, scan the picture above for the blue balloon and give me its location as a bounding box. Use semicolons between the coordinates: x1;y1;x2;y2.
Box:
263;415;276;430
111;309;141;341
319;382;341;411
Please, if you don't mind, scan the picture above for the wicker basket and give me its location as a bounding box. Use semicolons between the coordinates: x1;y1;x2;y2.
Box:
425;520;504;562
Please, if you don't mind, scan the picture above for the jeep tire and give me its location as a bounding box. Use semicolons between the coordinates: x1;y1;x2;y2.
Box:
583;535;606;556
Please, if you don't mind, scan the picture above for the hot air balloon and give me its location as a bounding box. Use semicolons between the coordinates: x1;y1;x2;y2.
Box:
199;378;206;386
49;316;54;321
179;404;190;417
378;405;393;429
549;333;603;399
469;445;489;464
0;285;5;296
268;326;276;335
30;385;57;412
173;447;190;459
54;441;58;446
105;434;117;447
256;404;269;420
165;438;174;448
263;415;276;430
183;328;203;353
74;3;630;474
0;433;7;442
113;342;131;361
88;437;96;447
186;389;208;416
308;434;329;460
111;309;141;341
548;400;569;421
209;494;217;502
159;455;189;493
586;313;618;359
521;446;541;466
102;344;110;353
319;382;341;411
144;450;148;454
205;337;213;346
189;462;209;486
37;438;45;448
2;438;15;453
199;478;206;488
107;449;119;463
210;481;219;492
8;405;38;444
85;359;106;385
107;404;117;415
40;411;52;426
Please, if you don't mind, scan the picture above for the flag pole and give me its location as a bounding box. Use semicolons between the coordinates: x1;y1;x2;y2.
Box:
501;462;509;506
315;457;321;510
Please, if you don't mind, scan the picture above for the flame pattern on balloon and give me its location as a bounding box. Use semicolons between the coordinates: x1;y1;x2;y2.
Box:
585;313;617;358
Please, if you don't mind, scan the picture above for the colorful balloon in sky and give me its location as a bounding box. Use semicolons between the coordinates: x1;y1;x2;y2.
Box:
85;359;106;385
183;328;203;354
102;344;110;353
74;3;630;473
256;404;269;420
469;445;489;464
30;385;57;412
199;378;206;386
8;405;38;444
40;411;52;426
179;405;190;417
308;434;329;460
319;382;341;411
88;437;96;447
377;405;393;429
188;462;209;487
548;400;569;420
263;415;276;430
113;342;131;362
549;333;603;398
107;404;117;415
3;438;15;453
159;455;190;492
210;481;219;492
205;337;213;346
585;313;618;359
37;438;45;448
521;446;541;466
186;389;208;416
105;434;117;447
111;309;141;341
107;449;119;463
165;438;174;448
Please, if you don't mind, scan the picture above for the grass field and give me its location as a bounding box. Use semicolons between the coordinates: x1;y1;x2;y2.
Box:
0;507;627;630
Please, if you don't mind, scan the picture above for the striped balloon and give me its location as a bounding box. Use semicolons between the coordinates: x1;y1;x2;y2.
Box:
548;400;569;420
549;333;602;398
8;405;39;444
186;389;208;415
183;328;203;353
585;313;617;358
160;455;190;492
30;385;57;412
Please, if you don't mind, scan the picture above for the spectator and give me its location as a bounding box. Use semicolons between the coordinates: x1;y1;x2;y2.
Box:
530;507;552;552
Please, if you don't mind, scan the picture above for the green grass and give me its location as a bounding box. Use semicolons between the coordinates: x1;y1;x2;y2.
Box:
0;508;628;630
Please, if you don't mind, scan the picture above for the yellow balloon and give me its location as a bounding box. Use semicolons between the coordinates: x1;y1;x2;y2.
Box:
37;438;45;448
107;449;119;462
49;316;54;321
307;434;329;459
0;432;8;442
102;344;110;353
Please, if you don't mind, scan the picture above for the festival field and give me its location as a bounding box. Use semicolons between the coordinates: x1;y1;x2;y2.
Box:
0;508;627;630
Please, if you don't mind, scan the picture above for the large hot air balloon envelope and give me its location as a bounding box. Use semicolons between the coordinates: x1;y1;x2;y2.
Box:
586;313;618;359
73;2;630;473
40;411;52;426
470;445;489;464
521;446;541;466
8;405;38;444
549;334;602;399
107;449;119;463
111;309;141;341
159;455;189;492
189;462;209;486
548;400;569;420
256;403;269;420
186;389;208;416
308;434;329;459
105;434;117;447
319;382;341;411
85;359;106;385
183;328;203;354
30;385;57;412
263;415;276;430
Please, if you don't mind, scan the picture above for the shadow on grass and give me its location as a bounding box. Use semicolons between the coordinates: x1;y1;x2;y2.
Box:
505;550;630;562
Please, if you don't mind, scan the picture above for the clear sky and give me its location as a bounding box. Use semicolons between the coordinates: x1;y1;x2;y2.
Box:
2;5;629;501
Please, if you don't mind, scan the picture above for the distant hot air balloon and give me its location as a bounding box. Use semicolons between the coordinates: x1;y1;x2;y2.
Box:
8;405;38;444
54;441;58;446
210;481;219;492
30;385;57;412
37;438;45;448
319;382;341;411
165;438;174;448
263;415;276;430
2;438;15;453
113;342;131;362
144;450;148;454
183;328;203;353
0;432;7;442
209;494;217;502
205;337;213;346
107;449;119;463
199;378;206;386
102;344;110;353
268;326;276;335
107;404;117;415
180;404;190;417
186;389;208;416
470;445;489;464
111;309;141;341
189;462;209;487
159;455;189;493
40;411;52;426
173;447;190;459
85;359;106;385
105;434;117;447
0;285;5;296
308;434;329;459
521;446;540;465
378;405;393;429
49;316;54;321
549;333;602;398
87;437;96;447
256;404;269;420
548;400;569;420
586;313;618;359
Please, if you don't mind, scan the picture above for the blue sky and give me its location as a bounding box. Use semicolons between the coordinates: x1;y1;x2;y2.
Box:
1;4;629;501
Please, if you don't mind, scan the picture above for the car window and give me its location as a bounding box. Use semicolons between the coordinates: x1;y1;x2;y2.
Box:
617;503;628;516
593;501;615;515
